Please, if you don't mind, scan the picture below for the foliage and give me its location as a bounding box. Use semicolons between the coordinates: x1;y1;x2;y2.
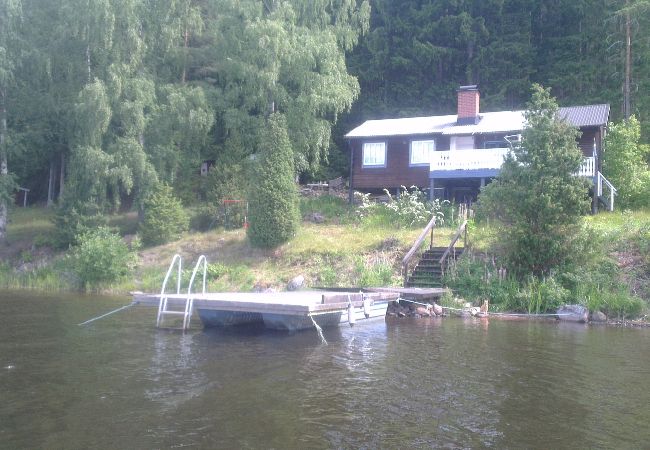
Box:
300;194;353;223
355;186;448;228
68;227;138;289
603;116;650;208
139;184;189;246
478;85;590;277
247;113;300;248
51;202;108;249
354;255;395;287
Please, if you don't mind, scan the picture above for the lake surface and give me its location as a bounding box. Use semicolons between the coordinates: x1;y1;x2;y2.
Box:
1;290;649;449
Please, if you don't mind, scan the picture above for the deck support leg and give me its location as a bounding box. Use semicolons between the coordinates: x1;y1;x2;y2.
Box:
429;178;435;201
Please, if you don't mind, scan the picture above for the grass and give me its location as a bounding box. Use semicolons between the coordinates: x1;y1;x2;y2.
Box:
5;206;55;244
3;202;649;321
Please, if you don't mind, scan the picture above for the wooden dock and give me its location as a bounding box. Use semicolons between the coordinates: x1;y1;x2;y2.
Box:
365;287;448;302
132;291;399;316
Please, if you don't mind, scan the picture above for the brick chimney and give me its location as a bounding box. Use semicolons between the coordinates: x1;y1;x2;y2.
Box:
457;85;480;125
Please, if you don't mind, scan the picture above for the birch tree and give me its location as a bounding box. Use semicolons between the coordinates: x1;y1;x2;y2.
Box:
0;0;22;242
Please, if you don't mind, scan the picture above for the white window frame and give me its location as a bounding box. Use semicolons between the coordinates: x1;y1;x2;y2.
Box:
362;142;386;167
410;139;435;166
450;135;474;151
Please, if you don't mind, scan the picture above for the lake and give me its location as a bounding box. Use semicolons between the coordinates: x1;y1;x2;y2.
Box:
1;290;649;448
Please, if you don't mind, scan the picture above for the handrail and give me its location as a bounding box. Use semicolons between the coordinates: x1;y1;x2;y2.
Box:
439;220;468;273
156;254;182;327
402;214;437;286
184;255;208;329
597;172;617;211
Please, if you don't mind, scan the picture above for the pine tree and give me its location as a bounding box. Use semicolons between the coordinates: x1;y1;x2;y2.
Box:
479;84;590;276
247;113;300;249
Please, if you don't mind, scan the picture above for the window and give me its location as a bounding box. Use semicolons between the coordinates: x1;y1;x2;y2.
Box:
410;140;435;165
451;135;474;150
362;142;386;167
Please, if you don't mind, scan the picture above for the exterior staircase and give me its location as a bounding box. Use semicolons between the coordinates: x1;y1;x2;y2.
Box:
406;246;464;288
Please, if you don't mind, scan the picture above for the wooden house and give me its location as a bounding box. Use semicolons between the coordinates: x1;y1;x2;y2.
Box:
345;86;613;209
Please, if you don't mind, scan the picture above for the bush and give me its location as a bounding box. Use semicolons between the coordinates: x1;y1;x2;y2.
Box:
139;184;189;246
51;202;107;249
69;227;138;289
354;186;448;228
247;113;300;248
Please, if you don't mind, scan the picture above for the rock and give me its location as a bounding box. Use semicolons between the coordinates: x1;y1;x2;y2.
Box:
416;306;431;317
590;310;607;322
263;287;276;293
397;311;406;318
287;275;305;291
432;303;443;316
557;304;589;323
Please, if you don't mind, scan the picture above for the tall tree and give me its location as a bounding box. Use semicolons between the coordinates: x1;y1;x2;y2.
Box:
247;113;300;248
204;0;369;176
0;0;22;242
479;85;590;276
603;116;650;207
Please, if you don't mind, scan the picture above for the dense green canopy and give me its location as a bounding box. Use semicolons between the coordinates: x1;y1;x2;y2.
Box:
1;0;649;242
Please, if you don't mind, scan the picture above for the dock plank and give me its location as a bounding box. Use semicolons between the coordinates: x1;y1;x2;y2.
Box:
132;291;399;316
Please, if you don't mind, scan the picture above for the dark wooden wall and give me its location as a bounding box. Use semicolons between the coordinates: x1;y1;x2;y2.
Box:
350;125;604;192
350;137;430;190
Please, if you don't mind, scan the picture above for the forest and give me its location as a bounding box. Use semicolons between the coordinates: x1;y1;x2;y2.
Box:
1;0;649;239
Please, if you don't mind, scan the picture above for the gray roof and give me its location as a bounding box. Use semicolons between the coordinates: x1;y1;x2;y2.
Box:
558;104;610;127
345;104;610;139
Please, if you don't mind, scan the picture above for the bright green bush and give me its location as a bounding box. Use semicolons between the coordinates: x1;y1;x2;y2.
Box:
247;113;300;248
139;184;189;246
69;227;138;289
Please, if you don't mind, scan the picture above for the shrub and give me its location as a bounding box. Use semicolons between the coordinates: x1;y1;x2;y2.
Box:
51;202;107;249
139;184;189;246
247;113;300;248
354;186;447;228
69;227;138;289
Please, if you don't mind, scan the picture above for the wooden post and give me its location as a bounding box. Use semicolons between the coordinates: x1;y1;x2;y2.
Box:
348;141;354;204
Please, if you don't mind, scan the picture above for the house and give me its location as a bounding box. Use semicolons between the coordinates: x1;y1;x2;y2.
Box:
345;85;613;210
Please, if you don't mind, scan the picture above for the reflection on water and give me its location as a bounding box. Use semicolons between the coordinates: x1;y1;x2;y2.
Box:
1;290;649;448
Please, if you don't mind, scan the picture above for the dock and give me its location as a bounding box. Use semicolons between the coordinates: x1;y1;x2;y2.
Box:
132;291;399;316
365;287;448;302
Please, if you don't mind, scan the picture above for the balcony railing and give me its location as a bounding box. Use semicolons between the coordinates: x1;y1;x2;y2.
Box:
430;148;596;177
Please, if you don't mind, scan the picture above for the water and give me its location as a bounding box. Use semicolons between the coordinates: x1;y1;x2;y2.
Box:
1;290;649;449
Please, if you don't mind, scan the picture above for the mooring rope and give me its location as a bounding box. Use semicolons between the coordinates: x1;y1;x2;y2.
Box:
77;303;134;326
308;314;328;345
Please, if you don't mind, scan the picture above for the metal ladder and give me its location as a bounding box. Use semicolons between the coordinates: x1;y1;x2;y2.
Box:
156;254;208;330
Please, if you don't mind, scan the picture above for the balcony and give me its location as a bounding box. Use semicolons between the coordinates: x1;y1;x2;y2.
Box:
429;148;596;179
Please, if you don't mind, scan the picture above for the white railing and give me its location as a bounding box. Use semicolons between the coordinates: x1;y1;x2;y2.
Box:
430;148;511;171
578;157;595;177
430;149;596;177
597;172;617;212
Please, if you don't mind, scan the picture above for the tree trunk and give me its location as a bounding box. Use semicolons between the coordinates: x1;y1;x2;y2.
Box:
181;27;189;83
0;90;8;243
59;152;65;201
624;7;632;120
47;159;55;207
